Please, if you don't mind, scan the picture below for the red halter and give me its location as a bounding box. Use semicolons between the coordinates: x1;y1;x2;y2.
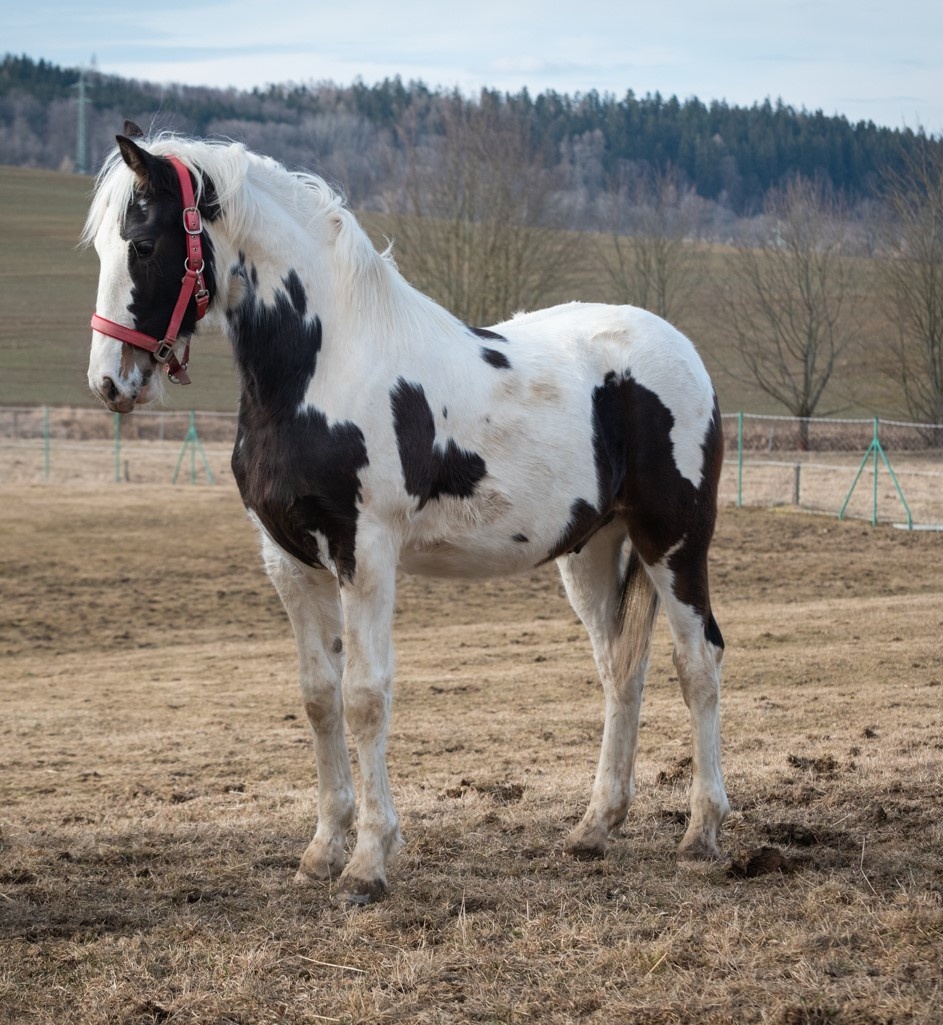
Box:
90;155;210;386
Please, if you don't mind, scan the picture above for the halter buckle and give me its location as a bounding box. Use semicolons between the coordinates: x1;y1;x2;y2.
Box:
183;207;203;235
154;340;175;364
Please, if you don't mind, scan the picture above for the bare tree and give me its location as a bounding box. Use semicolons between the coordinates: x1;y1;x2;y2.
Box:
599;163;703;326
878;143;943;425
384;92;575;326
723;176;854;442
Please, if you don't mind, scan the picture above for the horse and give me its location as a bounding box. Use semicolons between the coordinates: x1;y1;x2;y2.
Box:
84;126;730;904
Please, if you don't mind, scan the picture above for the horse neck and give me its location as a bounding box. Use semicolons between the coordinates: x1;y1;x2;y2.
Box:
211;161;464;372
218;179;340;321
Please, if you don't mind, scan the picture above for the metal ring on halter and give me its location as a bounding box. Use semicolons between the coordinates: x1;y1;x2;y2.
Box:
185;257;206;275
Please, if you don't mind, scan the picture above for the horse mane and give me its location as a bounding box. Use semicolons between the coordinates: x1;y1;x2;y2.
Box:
83;133;460;344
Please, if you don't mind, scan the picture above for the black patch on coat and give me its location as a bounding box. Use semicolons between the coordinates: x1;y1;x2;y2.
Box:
541;369;722;642
705;612;725;650
283;269;307;316
664;395;724;636
481;347;512;369
390;378;487;509
589;372;723;639
545;499;603;561
227;271;368;581
227;265;320;408
121;158;219;342
468;326;507;342
512;533;529;544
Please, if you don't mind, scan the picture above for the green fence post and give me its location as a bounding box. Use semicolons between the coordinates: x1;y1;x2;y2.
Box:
876;418;913;530
839;417;912;528
114;412;121;482
737;411;744;508
871;417;879;526
172;411;215;485
43;405;50;482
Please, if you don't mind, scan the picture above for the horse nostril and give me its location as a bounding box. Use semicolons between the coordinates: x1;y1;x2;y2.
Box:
102;376;119;402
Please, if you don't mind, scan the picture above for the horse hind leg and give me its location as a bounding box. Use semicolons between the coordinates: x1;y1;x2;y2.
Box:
647;547;730;860
557;521;659;860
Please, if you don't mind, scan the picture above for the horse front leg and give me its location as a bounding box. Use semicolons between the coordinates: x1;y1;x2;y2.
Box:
336;528;403;904
260;535;355;883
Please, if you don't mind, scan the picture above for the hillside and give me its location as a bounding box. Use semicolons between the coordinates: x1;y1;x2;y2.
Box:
0;163;897;415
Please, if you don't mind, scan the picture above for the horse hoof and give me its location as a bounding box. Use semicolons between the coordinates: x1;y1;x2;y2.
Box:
294;868;336;887
677;835;721;861
565;842;606;862
338;876;387;906
564;822;608;861
563;833;607;861
297;841;346;882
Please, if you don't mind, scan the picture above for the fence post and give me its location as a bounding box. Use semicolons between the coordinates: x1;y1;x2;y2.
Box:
871;418;879;526
839;417;912;528
876;418;913;529
114;412;121;483
737;411;744;508
43;405;50;482
172;411;215;485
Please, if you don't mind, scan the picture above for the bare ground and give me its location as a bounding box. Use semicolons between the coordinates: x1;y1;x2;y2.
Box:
1;483;942;1024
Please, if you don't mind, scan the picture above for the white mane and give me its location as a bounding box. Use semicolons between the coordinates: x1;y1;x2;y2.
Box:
83;133;460;343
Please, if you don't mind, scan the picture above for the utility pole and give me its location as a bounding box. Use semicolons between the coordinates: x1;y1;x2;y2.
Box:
73;61;93;174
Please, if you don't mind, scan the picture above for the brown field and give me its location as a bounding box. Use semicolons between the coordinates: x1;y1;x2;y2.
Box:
2;483;943;1024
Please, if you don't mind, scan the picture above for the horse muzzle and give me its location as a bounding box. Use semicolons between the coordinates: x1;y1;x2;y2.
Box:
95;374;138;413
89;361;156;414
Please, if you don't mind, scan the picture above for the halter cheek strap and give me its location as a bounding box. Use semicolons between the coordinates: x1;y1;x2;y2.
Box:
90;155;210;386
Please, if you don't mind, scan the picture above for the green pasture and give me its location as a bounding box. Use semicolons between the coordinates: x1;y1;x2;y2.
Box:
0;163;899;415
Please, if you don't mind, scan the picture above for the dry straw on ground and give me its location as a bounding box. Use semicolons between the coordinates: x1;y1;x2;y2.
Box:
1;483;942;1024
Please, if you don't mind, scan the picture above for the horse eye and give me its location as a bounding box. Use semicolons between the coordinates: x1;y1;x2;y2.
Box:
132;239;155;257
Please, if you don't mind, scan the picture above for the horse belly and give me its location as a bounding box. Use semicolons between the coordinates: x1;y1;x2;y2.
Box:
397;474;590;580
399;540;536;579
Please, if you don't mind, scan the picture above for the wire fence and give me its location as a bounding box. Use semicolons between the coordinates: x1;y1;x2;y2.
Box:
720;413;943;529
2;406;942;528
0;406;237;487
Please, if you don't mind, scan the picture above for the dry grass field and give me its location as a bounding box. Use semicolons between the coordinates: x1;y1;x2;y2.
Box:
1;482;942;1024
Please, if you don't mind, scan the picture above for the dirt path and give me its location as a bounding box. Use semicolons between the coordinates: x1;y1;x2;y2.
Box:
1;484;942;1024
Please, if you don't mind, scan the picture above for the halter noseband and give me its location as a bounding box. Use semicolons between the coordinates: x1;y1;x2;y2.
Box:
90;155;210;386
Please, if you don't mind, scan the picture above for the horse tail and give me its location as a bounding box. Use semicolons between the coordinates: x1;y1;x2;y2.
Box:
615;546;660;683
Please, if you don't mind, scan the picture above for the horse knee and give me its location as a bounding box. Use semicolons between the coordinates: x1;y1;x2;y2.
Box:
673;637;722;709
303;685;342;734
344;682;390;739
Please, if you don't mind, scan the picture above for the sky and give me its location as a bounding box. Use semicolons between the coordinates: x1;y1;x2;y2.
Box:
6;0;943;134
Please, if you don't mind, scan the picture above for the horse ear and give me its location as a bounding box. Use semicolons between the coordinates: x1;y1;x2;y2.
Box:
116;135;157;188
123;120;145;139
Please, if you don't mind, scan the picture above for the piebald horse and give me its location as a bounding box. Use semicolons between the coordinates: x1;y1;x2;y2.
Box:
85;126;729;903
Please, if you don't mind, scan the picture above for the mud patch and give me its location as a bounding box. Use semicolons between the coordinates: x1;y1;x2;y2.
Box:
765;821;853;850
787;754;840;774
727;845;797;878
656;755;692;784
442;778;525;803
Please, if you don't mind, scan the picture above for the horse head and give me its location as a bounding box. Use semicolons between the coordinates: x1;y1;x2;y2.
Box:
85;130;216;412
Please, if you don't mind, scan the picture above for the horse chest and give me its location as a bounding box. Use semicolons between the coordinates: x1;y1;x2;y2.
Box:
231;406;369;581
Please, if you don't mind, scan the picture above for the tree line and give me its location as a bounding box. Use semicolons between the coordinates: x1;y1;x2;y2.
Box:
1;52;939;215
